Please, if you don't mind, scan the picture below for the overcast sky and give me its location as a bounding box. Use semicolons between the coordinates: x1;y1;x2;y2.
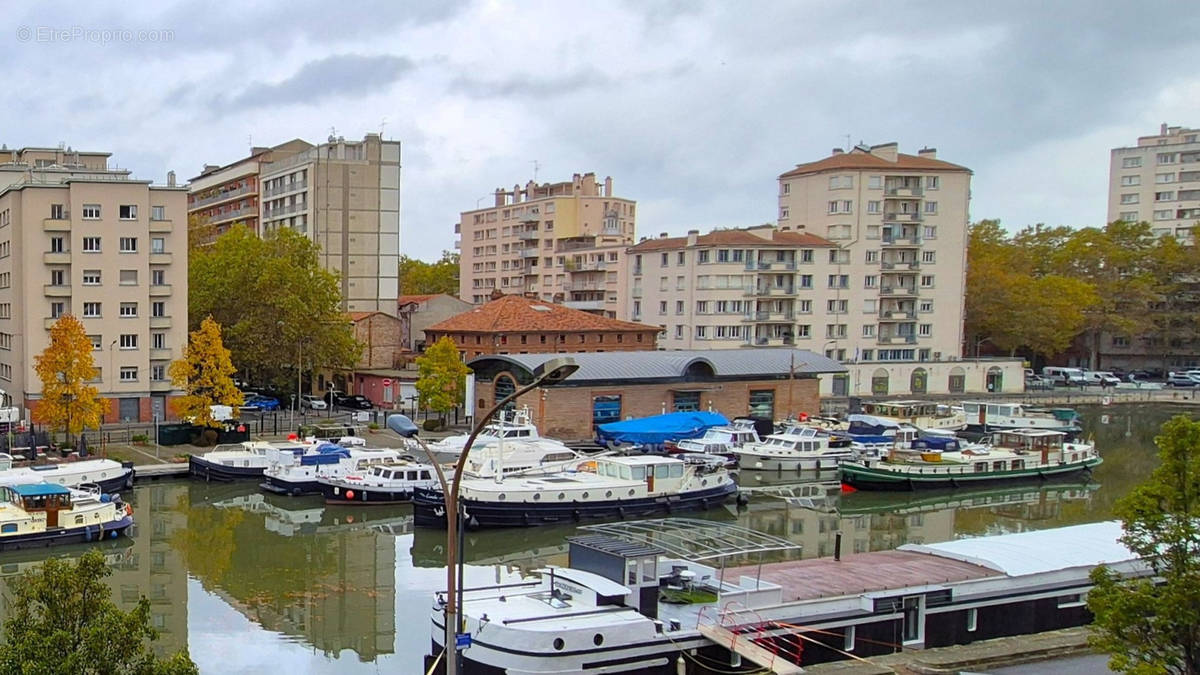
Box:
3;1;1197;261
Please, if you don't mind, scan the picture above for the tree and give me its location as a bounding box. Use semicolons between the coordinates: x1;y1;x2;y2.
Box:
187;213;217;251
399;251;459;296
169;316;244;426
415;336;470;425
0;548;198;674
188;225;361;389
1089;415;1200;674
33;315;105;443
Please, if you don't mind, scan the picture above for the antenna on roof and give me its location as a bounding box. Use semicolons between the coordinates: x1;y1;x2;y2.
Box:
380;116;387;137
530;159;540;182
844;134;851;151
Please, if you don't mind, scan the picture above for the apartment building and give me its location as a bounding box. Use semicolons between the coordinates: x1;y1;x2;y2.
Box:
1109;122;1200;242
187;139;311;241
190;133;401;314
456;173;636;318
0;146;188;421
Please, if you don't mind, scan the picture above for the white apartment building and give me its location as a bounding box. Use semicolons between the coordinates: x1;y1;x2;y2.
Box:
625;143;1004;397
1108;122;1200;242
456;173;635;317
0;146;188;421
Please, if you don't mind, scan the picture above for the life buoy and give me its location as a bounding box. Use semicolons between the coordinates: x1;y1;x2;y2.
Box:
346;490;355;500
1102;396;1112;406
799;412;809;422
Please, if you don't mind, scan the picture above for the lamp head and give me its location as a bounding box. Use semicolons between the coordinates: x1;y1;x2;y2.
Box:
532;357;579;385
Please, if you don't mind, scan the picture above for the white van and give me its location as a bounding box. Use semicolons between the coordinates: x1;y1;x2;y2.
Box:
1043;367;1086;386
1083;371;1120;387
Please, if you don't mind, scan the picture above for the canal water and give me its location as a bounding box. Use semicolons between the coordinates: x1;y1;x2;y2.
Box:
0;403;1190;673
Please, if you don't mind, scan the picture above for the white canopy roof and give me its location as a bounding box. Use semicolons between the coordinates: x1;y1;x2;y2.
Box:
900;521;1136;577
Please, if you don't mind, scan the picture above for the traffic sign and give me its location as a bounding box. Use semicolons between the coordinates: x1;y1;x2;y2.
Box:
382;378;392;386
455;632;471;650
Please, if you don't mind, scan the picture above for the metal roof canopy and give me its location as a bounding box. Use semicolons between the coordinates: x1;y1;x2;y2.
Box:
577;518;802;562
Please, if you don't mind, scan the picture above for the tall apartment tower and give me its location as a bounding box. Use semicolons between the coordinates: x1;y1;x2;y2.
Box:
187;139;312;240
0;146;188;421
776;143;972;369
456;173;635;317
1108;122;1200;242
189;133;402;314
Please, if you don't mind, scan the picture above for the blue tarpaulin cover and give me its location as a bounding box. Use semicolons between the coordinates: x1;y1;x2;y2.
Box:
597;411;729;444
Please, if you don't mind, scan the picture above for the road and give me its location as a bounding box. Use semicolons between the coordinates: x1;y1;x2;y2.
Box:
973;653;1112;674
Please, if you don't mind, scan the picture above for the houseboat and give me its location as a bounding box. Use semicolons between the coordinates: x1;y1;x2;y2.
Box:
412;455;736;528
260;445;406;496
0;483;133;551
839;428;1101;491
456;441;584;480
426;519;1144;674
0;453;133;493
189;436;368;482
860;400;968;432
319;460;440;504
732;424;854;471
427;406;571;464
960;401;1082;435
669;419;760;459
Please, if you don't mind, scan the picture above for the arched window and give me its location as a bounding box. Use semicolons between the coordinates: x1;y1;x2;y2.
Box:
871;368;889;396
987;366;1003;393
949;366;966;393
494;374;516;410
910;368;928;395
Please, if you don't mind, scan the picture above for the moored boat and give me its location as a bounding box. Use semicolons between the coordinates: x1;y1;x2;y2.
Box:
859;399;968;432
732;424;854;471
839;428;1101;491
189;436;368;482
412;455;736;528
319;460;440;504
260;446;407;496
0;453;133;493
959;401;1081;435
0;483;133;551
427;406;571;465
669;419;760;459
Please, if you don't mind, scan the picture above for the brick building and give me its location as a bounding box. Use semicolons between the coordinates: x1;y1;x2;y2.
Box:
467;349;844;440
397;294;472;353
425;293;659;359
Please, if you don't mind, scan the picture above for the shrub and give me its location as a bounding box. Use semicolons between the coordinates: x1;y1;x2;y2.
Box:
131;433;150;444
368;422;380;430
422;418;442;432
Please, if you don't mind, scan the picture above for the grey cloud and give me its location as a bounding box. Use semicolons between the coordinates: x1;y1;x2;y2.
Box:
222;54;415;111
448;68;612;99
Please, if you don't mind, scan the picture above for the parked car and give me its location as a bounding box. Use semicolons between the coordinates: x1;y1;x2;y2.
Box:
1083;371;1121;387
300;394;327;410
1024;375;1054;391
335;394;374;410
1042;367;1087;387
386;414;419;437
243;395;280;411
1166;372;1200;388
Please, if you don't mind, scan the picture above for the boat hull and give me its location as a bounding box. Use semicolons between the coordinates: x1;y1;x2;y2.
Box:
318;481;417;504
95;468;135;493
188;455;265;482
260;475;320;496
734;452;854;472
839;457;1103;491
412;483;737;529
0;514;134;552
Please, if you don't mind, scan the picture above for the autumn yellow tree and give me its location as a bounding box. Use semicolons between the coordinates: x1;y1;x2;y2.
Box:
34;315;105;445
415;336;470;428
169;316;244;427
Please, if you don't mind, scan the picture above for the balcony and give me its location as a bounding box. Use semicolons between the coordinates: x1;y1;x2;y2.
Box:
191;183;254;209
568;260;607;272
43;217;71;231
880;285;917;296
212;205;259;224
631;287;643;298
877;334;918;345
517;229;539;241
755;285;795;296
149;348;172;360
150;379;174;392
884;212;923;222
563;280;609;292
149;316;171;329
517;212;541;223
879;310;916;321
754;310;795;322
149;219;173;233
881;235;922;247
564;299;605;311
753;336;795;347
43;252;70;264
262;180;307;199
43;284;71;297
149;252;173;265
45;316;66;330
884;186;923;197
149;284;172;297
518;246;539;259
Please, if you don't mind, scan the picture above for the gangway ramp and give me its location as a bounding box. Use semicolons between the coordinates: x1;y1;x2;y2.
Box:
698;622;804;674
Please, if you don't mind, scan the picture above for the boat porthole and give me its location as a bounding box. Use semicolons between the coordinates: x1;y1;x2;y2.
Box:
499;494;506;501
628;489;635;497
533;493;541;501
702;479;707;486
557;493;565;501
593;633;604;646
582;492;589;499
553;638;565;651
605;490;612;498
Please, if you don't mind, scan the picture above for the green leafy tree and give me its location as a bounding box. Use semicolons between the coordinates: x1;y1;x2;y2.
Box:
34;315;106;442
188;225;361;388
0;549;198;674
1089;415;1200;674
415;336;470;424
169;316;244;426
399;251;459;296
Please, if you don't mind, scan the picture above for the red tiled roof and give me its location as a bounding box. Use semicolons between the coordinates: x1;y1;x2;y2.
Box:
629;228;836;253
428;294;656;334
780;148;970;178
398;294;438;305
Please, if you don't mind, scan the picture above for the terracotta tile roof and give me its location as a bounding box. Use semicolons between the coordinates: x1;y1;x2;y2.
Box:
398;294;438;305
629;228;836;253
780;148;970;178
347;311;378;321
428;294;656;334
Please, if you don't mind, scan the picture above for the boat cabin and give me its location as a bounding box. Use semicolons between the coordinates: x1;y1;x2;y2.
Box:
366;463;434;482
862;400;942;419
990;429;1066;452
594;456;686;483
4;484;72;528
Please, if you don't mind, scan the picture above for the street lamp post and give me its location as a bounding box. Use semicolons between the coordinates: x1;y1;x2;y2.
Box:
402;357;578;675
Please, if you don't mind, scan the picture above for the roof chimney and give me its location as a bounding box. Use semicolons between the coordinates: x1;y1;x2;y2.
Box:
166;170;176;187
1162;122;1169;135
686;229;699;246
659;232;668;239
489;288;504;301
831;148;844;155
917;147;937;158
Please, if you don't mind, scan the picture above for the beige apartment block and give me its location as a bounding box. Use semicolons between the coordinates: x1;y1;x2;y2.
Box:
190;133;401;314
456;173;635;318
0;147;188;421
1108;122;1200;243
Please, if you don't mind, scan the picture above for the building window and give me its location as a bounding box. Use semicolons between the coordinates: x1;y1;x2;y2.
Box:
119;237;137;253
1119;211;1139;221
119;367;138;382
82;204;101;220
698;250;710;263
864;275;877;288
920;275;935;288
781;182;790;195
779;207;789;220
50;236;65;253
1120;193;1139;204
592;395;621;427
119;303;138;318
925;176;940;190
844;625;856;652
151;364;166;381
1158;153;1177;164
862;324;875;337
119;270;137;285
151;205;166;221
1155;191;1175;201
152;302;165;318
675;300;684;315
82;270;101;285
673;391;701;412
50;302;65;319
50;269;66;286
1156;172;1175;184
922;250;936;263
920;300;933;312
919;324;932;336
748;390;774;420
82;302;101;318
119;334;138;349
151;237;165;253
799;274;813;289
829;175;853;190
923;225;937;239
658;301;667;315
1122;156;1142;168
674;325;683;339
119;205;137;220
924;201;937;214
800;249;813;263
152;332;166;350
867;200;881;214
151;269;165;285
1120;175;1141;186
695;325;707;339
82;237;101;252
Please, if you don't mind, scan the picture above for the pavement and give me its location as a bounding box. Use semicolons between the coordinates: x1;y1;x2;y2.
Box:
801;627;1094;674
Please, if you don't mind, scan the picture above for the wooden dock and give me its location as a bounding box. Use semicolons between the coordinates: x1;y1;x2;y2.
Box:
133;463;189;481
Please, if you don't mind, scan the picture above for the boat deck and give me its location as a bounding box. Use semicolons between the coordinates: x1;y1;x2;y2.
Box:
721;549;1001;603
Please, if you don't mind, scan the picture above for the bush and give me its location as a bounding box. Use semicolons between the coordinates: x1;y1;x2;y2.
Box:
422;418;442;432
190;428;220;447
367;422;380;430
131;433;150;444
